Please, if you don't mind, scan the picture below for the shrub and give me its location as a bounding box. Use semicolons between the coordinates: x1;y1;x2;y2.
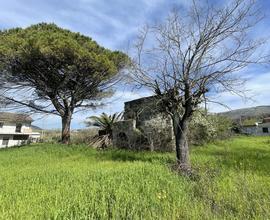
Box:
189;112;232;145
86;112;123;148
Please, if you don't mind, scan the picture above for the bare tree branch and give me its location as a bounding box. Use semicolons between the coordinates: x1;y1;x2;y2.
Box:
131;0;268;171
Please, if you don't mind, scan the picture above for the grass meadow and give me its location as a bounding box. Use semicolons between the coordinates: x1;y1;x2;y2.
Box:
0;136;269;219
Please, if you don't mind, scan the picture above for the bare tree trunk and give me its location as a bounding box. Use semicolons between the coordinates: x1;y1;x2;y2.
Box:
172;113;191;172
61;112;72;144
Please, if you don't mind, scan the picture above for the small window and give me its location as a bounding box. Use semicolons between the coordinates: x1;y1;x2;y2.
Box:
2;137;9;147
15;124;22;133
13;135;29;140
262;127;269;133
0;122;3;128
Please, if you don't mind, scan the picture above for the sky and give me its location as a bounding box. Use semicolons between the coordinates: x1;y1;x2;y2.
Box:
0;0;270;129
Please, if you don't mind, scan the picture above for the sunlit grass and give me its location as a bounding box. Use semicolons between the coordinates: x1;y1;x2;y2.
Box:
0;136;269;219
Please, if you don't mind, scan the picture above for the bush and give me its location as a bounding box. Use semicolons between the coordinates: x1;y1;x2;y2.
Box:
189;112;232;145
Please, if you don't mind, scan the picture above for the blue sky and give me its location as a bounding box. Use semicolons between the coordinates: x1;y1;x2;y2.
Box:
1;0;270;129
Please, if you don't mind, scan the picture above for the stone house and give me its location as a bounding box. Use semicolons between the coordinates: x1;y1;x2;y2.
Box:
112;96;175;151
0;112;41;148
241;117;270;136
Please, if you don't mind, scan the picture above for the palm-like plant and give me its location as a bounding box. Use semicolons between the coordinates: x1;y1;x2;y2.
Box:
86;112;123;148
87;112;122;136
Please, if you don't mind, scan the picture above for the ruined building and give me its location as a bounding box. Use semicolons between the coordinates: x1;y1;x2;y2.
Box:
112;96;175;151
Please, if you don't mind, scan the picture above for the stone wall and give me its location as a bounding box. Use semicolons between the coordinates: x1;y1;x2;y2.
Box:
112;96;175;151
124;96;161;121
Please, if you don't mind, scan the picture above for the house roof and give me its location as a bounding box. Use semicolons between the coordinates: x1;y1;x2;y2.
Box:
0;112;33;123
262;117;270;123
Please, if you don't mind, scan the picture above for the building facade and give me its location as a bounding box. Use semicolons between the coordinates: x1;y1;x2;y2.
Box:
112;96;175;151
241;117;270;136
0;112;40;148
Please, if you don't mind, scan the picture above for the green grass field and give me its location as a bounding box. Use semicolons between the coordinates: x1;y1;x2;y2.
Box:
0;136;269;219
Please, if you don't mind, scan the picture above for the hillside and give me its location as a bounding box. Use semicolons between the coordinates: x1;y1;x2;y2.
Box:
219;106;270;120
0;137;269;219
31;125;43;131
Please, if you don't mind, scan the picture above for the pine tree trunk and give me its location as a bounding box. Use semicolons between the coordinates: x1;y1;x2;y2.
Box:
61;113;72;144
172;113;191;172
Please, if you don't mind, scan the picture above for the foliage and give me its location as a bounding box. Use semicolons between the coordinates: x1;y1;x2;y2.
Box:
189;113;233;145
86;112;123;136
0;23;129;143
0;137;269;219
241;118;258;126
85;112;123;148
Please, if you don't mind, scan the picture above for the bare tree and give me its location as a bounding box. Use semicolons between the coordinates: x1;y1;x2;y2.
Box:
132;0;268;172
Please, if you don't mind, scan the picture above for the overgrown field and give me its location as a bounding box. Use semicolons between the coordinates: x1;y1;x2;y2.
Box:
0;137;269;219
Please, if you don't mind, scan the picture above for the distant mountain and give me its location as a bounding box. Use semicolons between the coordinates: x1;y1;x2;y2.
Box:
219;106;270;120
31;125;43;131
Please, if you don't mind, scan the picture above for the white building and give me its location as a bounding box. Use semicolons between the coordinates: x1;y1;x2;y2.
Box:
241;117;270;136
0;112;41;148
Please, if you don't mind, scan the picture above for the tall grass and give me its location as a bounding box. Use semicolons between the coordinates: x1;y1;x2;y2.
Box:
0;136;269;219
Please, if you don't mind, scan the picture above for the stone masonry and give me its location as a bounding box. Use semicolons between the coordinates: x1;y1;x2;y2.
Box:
112;96;175;151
